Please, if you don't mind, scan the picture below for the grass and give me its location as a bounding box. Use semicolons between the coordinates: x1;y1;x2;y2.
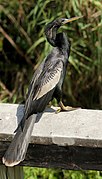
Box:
0;0;102;108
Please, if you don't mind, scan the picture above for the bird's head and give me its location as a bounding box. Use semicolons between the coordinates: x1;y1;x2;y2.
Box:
45;16;82;47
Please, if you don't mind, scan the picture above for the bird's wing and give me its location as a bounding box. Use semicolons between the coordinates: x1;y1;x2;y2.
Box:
33;59;63;101
24;56;63;118
24;59;46;116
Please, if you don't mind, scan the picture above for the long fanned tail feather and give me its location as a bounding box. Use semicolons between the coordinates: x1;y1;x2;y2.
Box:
2;114;36;167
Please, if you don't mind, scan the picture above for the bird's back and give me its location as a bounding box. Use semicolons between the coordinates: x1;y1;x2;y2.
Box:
24;48;65;118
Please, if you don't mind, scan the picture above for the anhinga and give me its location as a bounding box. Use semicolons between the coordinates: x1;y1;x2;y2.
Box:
2;16;81;166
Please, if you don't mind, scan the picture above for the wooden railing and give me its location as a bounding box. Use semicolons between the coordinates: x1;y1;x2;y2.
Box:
0;103;102;178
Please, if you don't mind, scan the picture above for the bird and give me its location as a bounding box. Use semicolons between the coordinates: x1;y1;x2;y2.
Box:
2;16;81;167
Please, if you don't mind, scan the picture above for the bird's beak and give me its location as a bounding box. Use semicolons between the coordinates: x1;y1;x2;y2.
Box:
62;16;83;24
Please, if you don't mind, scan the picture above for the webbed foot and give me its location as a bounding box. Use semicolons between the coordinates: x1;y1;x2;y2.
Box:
55;101;80;113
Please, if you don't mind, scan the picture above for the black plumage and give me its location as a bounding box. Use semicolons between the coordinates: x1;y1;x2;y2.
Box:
2;17;81;166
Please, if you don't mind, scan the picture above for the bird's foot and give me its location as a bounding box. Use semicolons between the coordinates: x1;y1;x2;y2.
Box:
55;101;80;113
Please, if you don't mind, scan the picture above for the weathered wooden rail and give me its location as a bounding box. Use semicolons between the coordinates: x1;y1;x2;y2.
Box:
0;103;102;178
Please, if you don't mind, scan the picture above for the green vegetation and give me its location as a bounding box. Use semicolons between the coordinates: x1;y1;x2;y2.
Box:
0;0;102;178
24;167;102;179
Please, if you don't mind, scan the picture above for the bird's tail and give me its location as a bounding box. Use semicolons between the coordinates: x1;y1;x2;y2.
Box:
2;114;36;167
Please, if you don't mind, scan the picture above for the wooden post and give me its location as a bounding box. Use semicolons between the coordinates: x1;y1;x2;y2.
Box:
0;165;24;179
0;103;102;172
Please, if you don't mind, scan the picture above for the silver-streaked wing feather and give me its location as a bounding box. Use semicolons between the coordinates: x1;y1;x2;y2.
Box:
33;60;63;101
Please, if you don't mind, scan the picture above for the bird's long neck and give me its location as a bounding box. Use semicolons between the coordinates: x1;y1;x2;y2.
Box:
45;25;59;47
45;26;70;56
55;32;70;57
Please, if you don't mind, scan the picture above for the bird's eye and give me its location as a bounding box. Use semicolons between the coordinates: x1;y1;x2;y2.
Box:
61;19;65;23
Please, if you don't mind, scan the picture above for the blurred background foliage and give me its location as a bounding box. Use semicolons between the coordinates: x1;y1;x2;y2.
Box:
0;0;102;178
